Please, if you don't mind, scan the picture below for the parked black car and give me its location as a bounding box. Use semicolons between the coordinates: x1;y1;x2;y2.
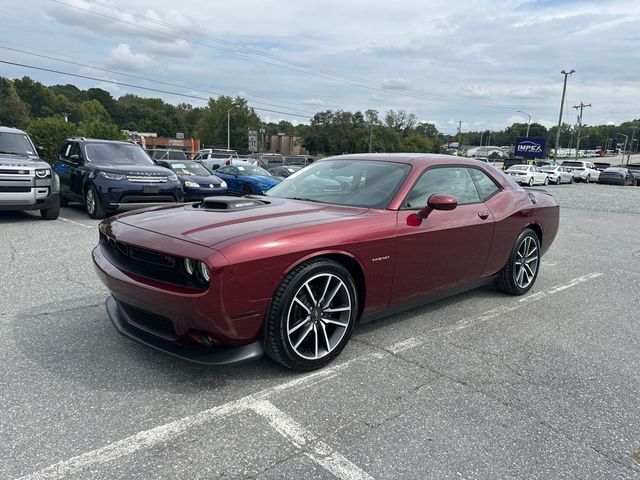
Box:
267;165;303;179
52;138;183;218
597;167;635;186
0;126;60;220
627;164;640;186
155;159;228;201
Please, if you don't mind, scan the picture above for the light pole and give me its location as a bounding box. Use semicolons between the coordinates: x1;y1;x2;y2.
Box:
227;106;236;151
617;133;628;165
554;69;575;163
517;110;531;138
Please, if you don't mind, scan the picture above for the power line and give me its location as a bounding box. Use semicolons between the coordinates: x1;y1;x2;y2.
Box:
0;43;319;117
0;59;312;119
55;0;558;111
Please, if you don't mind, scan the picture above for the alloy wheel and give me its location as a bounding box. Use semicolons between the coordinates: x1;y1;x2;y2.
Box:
86;188;96;215
285;273;352;360
514;236;539;289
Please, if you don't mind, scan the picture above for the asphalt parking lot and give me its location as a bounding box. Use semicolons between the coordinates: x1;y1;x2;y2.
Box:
2;183;640;480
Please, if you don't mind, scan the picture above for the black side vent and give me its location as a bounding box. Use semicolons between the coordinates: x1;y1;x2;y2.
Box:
193;196;269;211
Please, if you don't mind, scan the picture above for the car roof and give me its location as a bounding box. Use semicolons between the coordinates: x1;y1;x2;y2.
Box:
0;126;28;134
66;137;139;145
320;152;501;168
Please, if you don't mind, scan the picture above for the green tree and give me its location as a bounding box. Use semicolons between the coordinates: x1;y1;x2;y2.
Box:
0;78;30;129
78;119;125;140
26;117;78;160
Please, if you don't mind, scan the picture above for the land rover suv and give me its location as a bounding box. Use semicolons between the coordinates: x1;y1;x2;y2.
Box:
0;126;60;220
52;138;183;219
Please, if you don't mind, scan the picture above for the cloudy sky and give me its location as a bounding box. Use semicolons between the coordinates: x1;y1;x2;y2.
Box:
1;0;638;133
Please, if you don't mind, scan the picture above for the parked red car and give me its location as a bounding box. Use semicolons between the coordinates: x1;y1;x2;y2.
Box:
93;154;559;371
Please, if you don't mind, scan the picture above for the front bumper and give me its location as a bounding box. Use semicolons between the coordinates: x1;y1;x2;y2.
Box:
106;296;264;365
184;186;228;201
94;180;184;209
0;190;59;211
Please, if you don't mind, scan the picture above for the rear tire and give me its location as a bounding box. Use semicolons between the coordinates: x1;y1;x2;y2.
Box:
85;185;106;219
242;184;253;196
585;175;590;184
495;228;541;296
265;259;358;371
528;177;534;187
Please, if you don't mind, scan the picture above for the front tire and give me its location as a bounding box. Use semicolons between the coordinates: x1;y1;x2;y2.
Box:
85;185;106;219
265;259;358;371
495;228;541;296
544;176;549;186
585;175;590;184
40;200;60;220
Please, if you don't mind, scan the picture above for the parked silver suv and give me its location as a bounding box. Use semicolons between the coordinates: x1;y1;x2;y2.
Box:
561;160;600;183
0;126;60;219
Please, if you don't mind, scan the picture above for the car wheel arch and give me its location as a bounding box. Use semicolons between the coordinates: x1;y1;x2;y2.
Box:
525;222;543;248
278;251;367;320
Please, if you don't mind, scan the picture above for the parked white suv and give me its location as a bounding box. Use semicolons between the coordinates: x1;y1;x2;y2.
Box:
561;160;600;183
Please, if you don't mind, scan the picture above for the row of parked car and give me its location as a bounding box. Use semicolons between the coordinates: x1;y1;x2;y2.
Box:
504;160;640;187
0;127;309;220
2;125;637;222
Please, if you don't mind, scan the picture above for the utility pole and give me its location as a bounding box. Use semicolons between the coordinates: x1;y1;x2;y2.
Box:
627;126;638;164
554;69;575;163
572;102;591;161
457;121;462;156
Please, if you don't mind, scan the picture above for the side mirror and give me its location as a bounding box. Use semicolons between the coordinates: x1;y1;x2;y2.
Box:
69;154;82;165
36;146;45;158
407;194;457;225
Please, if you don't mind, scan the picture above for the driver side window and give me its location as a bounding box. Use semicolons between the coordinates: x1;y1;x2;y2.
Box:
403;167;481;209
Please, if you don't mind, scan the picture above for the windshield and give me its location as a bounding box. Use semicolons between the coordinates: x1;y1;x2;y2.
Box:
562;161;583;167
168;161;211;176
84;143;155;166
0;132;37;157
152;150;187;160
236;164;270;176
266;159;411;209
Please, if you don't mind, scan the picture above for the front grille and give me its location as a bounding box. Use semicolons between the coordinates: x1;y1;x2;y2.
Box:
100;232;207;289
120;302;177;340
119;195;177;203
0;186;31;193
0;169;31;175
126;175;168;183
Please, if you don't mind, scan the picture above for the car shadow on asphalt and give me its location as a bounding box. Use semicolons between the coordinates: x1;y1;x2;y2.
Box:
12;296;292;394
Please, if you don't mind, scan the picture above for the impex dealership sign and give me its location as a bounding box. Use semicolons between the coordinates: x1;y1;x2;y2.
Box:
515;137;546;158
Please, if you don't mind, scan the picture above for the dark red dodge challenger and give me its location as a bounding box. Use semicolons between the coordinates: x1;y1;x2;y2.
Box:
93;154;559;371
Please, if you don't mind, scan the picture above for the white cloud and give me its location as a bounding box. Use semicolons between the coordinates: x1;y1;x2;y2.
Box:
107;44;158;71
381;78;412;90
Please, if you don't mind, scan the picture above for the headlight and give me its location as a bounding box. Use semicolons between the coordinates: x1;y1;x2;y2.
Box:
183;258;194;276
99;171;125;180
184;180;200;188
168;173;178;181
35;169;51;178
198;261;210;282
220;181;227;189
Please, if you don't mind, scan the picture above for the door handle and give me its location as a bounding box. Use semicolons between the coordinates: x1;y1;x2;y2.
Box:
478;211;489;220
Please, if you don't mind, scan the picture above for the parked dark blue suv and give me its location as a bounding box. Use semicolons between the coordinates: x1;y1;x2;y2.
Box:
53;138;183;218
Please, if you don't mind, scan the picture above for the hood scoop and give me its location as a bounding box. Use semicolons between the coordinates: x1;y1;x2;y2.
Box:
191;196;270;211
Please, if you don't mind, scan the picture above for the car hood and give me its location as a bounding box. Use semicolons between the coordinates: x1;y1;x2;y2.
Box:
114;197;367;247
97;165;173;175
178;174;223;185
0;153;44;166
242;175;279;184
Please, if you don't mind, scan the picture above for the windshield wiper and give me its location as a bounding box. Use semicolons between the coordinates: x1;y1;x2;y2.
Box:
288;197;326;204
0;150;25;156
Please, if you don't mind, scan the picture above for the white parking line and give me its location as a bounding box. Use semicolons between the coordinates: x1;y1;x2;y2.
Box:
252;400;375;480
59;217;94;230
387;337;424;354
16;353;377;480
